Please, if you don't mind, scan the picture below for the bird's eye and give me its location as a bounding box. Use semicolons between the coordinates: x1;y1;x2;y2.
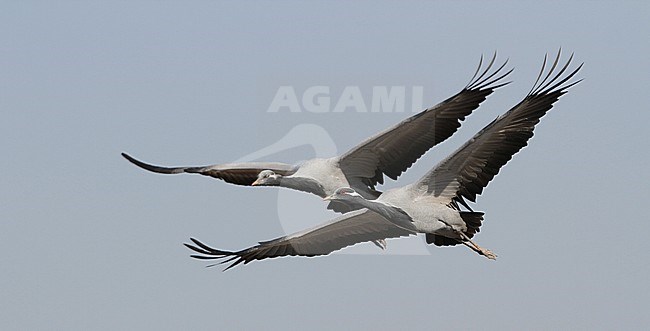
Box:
337;188;354;195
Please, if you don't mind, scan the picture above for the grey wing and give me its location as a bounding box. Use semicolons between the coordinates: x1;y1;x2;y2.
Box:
338;53;512;189
184;209;415;270
121;153;298;186
414;50;583;205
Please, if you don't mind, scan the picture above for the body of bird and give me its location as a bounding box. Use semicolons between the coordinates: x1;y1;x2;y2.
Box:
283;157;380;198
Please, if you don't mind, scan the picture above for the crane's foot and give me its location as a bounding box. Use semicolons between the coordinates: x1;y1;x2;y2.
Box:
437;219;496;260
478;247;497;260
457;232;497;260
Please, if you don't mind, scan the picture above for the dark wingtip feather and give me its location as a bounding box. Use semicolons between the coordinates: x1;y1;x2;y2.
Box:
222;259;246;271
121;152;186;174
474;57;509;88
190;237;215;252
466;53;484;86
487;80;512;91
528;50;582;97
184;242;213;255
189;254;222;260
528;53;549;95
469;51;497;88
121;152;138;164
545;62;584;94
465;52;512;91
184;238;249;271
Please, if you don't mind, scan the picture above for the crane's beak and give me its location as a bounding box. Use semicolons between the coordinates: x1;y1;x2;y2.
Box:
251;179;261;186
323;194;333;201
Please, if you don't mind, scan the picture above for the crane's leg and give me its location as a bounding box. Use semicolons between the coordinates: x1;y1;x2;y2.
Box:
457;231;497;260
438;219;496;260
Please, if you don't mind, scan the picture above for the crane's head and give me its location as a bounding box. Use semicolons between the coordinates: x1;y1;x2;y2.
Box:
323;187;363;201
251;170;282;186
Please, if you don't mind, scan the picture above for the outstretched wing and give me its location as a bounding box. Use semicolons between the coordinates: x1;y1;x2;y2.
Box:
414;50;583;205
122;153;298;186
338;53;512;189
185;208;415;271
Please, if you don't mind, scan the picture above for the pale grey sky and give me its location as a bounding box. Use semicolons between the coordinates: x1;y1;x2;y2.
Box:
2;1;649;330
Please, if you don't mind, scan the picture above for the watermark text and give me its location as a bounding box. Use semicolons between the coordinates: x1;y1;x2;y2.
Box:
267;86;424;113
